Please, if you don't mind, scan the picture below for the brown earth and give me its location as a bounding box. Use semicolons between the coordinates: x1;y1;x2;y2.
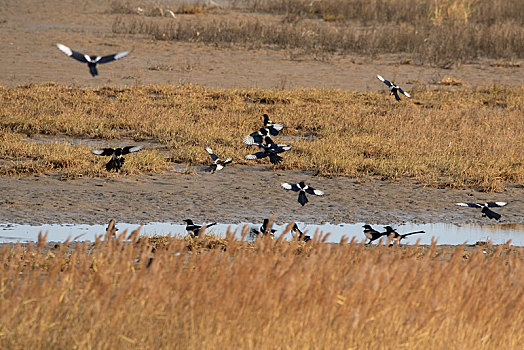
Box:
0;0;523;227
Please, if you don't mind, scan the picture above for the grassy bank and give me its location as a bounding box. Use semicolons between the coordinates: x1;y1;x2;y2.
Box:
0;232;522;348
0;84;523;190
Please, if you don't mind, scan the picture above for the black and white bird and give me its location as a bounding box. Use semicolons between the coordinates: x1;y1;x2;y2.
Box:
245;137;291;165
383;226;425;245
263;114;285;136
377;75;411;101
56;43;129;77
205;147;232;173
363;224;387;245
92;146;143;171
243;114;285;145
281;181;324;206
183;219;217;237
455;202;507;221
292;223;311;242
250;219;276;240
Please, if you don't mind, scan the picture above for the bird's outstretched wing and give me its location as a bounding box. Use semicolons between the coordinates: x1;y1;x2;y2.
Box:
122;146;143;155
243;131;266;145
97;51;129;64
205;147;219;161
377;75;392;87
398;87;411;98
305;186;324;196
245;152;268;160
486;202;507;207
57;43;89;63
456;202;483;208
92;148;115;156
281;183;300;192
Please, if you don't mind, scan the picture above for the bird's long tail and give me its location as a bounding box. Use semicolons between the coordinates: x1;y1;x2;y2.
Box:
482;207;501;220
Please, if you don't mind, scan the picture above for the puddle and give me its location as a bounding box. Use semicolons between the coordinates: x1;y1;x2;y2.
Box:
1;222;523;246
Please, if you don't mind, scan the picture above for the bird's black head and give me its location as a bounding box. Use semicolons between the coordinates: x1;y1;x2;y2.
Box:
298;181;306;188
183;219;194;225
363;224;372;229
260;128;268;136
262;219;270;228
114;148;123;156
384;226;395;232
263;114;270;123
292;223;299;230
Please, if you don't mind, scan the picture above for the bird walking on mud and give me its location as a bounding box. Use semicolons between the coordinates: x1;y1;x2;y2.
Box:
92;146;143;171
377;75;411;101
455;202;507;221
56;43;129;77
183;219;217;237
205;147;232;173
281;181;324;206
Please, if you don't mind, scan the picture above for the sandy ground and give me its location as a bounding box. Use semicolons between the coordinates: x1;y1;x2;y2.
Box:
1;166;522;226
0;0;523;227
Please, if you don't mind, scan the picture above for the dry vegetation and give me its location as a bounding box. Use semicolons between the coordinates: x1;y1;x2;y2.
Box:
111;0;524;66
1;83;523;191
0;229;523;348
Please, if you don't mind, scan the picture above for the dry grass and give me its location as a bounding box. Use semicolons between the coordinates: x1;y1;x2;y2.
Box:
0;230;522;348
1;83;523;190
111;0;524;66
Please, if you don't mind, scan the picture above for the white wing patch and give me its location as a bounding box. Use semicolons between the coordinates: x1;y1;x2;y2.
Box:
245;155;257;160
128;146;143;153
91;149;105;155
313;189;324;196
493;202;507;207
114;51;129;60
377;75;385;82
56;43;73;56
281;183;293;190
205;147;214;155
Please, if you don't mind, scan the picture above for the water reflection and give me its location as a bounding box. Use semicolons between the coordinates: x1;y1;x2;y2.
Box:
0;221;523;246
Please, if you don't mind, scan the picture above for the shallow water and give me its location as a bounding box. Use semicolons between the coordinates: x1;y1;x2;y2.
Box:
1;221;523;246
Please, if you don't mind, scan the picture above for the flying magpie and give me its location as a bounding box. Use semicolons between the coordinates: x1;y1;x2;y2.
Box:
245;137;291;165
57;43;129;77
363;224;387;244
205;147;232;173
292;223;311;242
383;226;425;245
455;202;507;221
377;75;411;101
281;181;324;206
92;146;143;171
183;219;217;237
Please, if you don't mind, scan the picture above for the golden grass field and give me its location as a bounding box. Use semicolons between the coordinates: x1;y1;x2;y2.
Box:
1;83;522;191
0;230;522;348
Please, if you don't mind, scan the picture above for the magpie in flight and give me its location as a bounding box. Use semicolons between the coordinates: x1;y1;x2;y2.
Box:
243;114;285;145
455;202;507;221
383;226;425;245
263;114;285;136
56;43;129;77
92;146;143;171
183;219;217;237
377;75;411;101
363;224;387;244
292;223;311;242
205;147;232;173
281;181;324;206
245;137;291;165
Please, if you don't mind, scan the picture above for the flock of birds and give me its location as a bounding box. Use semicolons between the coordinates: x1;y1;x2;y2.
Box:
56;43;509;244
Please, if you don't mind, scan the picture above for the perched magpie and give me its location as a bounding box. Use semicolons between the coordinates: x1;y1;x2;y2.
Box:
292;223;311;242
281;181;324;206
205;147;232;173
377;75;411;101
243;114;285;145
92;146;143;171
56;43;129;77
456;202;507;221
363;224;386;245
383;226;425;245
263;114;285;136
245;137;291;165
183;219;217;237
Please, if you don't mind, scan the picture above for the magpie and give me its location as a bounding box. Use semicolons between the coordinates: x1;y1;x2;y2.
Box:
243;127;271;146
56;43;129;77
252;218;277;238
383;226;425;245
92;146;143;171
245;137;291;165
455;202;507;221
205;147;232;173
183;219;217;237
281;181;324;206
363;224;386;244
263;114;285;136
377;75;411;101
292;223;311;242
